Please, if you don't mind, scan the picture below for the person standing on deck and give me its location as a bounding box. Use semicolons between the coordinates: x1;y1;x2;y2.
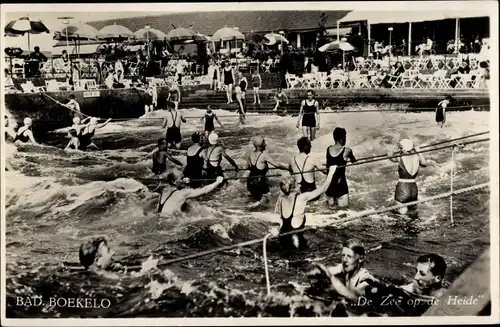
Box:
289;137;326;197
208;59;220;92
56;94;82;119
245;136;289;202
273;87;289;113
13;117;37;145
162;103;186;150
435;96;450;129
297;89;320;140
387;138;428;214
269;165;336;251
183;132;205;189
167;83;181;111
79;117;112;150
235;72;248;124
200;106;223;139
200;133;239;186
325;128;357;208
251;68;262;105
222;61;235;104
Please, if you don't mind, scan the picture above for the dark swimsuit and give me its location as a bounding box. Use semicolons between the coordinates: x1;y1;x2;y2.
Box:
435;101;446;122
246;152;270;201
395;156;419;204
204;114;215;132
79;129;95;150
183;146;204;188
204;146;224;185
294;155;316;193
279;195;307;250
14;127;31;143
302;100;318;127
239;79;247;92
224;68;233;85
165;111;182;144
325;147;349;198
158;189;181;213
169;89;179;103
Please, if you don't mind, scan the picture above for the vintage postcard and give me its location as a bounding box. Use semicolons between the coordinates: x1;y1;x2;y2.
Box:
1;1;498;326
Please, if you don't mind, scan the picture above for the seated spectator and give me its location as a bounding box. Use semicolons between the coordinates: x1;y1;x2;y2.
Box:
27;46;48;77
378;62;405;88
113;70;125;88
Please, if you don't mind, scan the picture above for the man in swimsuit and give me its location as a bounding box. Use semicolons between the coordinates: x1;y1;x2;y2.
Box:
183;132;205;188
297;89;320;141
79;117;112;150
270;165;336;250
222;61;235;104
157;169;224;215
273;88;289;113
79;237;123;271
245;136;288;201
325;127;357;208
435;96;450;129
387;138;428;214
162;104;186;149
167;84;181;111
289;137;326;195
14;117;37;145
399;253;447;298
200;106;223;139
150;138;183;176
200;133;239;186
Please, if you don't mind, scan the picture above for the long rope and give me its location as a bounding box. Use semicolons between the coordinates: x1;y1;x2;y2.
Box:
137;138;489;183
41;92;91;119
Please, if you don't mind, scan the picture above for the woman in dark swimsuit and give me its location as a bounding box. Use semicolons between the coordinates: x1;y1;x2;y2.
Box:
200;106;223;139
222;62;234;104
14;117;37;145
325;128;357;208
183;133;205;188
297;89;320;141
247;152;270;201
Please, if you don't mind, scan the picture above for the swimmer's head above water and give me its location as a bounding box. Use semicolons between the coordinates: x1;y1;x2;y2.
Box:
23;117;32;127
333;127;347;146
412;253;447;295
191;132;201;144
252;136;266;151
73;117;81;125
279;175;298;195
157;138;167;150
398;138;414;153
341;238;366;273
297;136;312;154
79;237;111;269
208;133;219;146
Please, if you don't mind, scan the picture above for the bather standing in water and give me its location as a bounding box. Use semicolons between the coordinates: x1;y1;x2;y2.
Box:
387;138;427;214
183;132;205;188
13;117;37;145
289;137;326;196
79;117;112;150
148;138;183;176
162;103;186;150
79;237;123;271
157;169;224;215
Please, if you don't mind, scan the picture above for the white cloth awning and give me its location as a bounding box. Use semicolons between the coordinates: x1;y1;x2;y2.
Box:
52;44;102;56
339;10;489;24
326;27;352;36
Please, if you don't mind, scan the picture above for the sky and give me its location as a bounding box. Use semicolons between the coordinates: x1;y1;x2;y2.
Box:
2;2;495;51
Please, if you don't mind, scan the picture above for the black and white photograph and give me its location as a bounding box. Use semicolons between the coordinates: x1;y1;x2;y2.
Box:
1;2;498;325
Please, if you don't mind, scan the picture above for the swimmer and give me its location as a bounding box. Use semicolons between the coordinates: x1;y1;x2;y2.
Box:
325;128;357;208
183;132;205;188
167;83;181;111
273;87;289;113
79;237;123;271
64;129;80;151
200;106;223;139
270;165;336;250
13;117;37;145
149;138;183;176
435;96;450;129
162;103;186;149
245;136;288;201
157;169;224;215
56;94;82;119
79;117;112;150
200;133;239;186
312;239;378;302
297;89;320;140
400;253;447;298
289;137;326;195
222;61;235;104
68;116;90;137
387;138;428;214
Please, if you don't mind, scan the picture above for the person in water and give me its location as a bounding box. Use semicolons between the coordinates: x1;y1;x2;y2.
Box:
79;117;112;150
150;138;183;176
387;138;428;214
200;106;223;139
167;83;181;111
14;117;37;145
245;136;289;201
400;253;447;298
325;128;357;208
251;69;262;105
200;133;239;186
157;169;224;215
270;165;336;250
222;61;235;104
273;88;289;113
289;137;326;195
312;239;378;302
137;81;154;115
162;103;186;150
297;89;320;140
183;132;205;188
79;237;123;271
64;129;80;151
435;96;450;129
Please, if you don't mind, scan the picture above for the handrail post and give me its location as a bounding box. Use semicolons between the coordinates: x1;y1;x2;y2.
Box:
263;233;272;296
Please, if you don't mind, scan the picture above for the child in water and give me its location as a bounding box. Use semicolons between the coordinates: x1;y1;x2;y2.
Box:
64;128;80;151
148;138;183;176
79;237;123;271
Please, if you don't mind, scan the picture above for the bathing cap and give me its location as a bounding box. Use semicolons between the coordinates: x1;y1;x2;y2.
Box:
23;117;32;125
73;117;81;124
208;133;218;145
399;139;414;152
252;136;264;148
90;117;99;124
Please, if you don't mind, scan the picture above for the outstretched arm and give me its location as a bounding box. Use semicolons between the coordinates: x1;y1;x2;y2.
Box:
222;148;239;171
301;165;336;202
264;153;288;170
180;113;187;123
215;115;223;128
167;154;183;166
162;117;168;129
96;118;112;129
186;176;224;198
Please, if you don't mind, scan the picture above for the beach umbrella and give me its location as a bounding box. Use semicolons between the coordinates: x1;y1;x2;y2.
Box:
166;27;199;42
97;23;134;40
318;40;356;52
53;22;99;41
134;27;167;41
4;16;49;49
212;26;245;42
245;31;270;44
264;33;289;45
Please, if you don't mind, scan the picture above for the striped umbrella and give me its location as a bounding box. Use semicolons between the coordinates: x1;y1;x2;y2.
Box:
211;26;245;42
134;27;167;41
97;23;134;40
166;27;199;42
4;16;49;49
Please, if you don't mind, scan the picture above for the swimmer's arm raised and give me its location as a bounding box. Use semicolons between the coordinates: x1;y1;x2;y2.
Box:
185;176;224;198
96;118;112;129
215;115;223;128
302;165;336;201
